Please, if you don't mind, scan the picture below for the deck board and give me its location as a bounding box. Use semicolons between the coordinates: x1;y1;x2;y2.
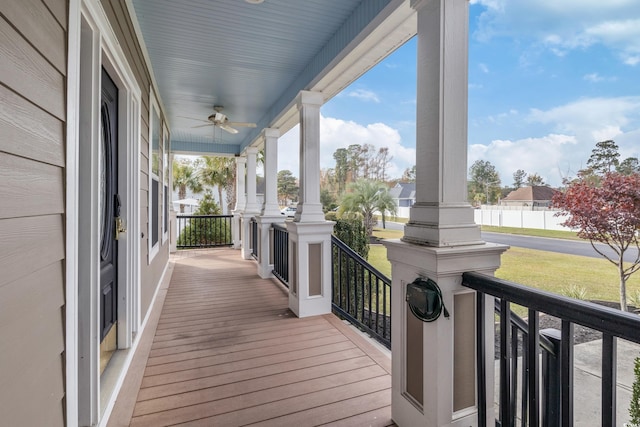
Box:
109;249;393;426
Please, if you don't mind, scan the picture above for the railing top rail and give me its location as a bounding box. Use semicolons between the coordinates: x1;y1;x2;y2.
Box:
331;235;391;285
176;214;233;219
463;271;640;344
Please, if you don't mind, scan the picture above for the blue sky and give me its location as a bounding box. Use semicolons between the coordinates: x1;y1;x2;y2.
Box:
278;0;640;187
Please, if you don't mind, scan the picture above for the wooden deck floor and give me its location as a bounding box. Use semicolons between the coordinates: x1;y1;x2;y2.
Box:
108;249;393;426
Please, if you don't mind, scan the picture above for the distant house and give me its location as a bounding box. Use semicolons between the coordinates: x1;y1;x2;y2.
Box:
390;182;416;207
501;186;559;209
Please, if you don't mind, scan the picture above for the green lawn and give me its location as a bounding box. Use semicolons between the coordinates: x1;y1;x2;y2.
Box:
368;228;640;312
481;225;581;240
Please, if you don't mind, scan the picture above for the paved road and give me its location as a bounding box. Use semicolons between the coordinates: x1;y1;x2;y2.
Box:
483;232;639;263
380;222;638;262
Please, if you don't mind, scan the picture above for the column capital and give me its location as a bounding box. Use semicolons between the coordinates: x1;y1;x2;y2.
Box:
296;90;324;109
263;127;280;139
235;156;247;164
410;0;437;12
245;146;259;155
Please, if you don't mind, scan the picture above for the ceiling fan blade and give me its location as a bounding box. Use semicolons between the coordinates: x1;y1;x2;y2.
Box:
218;124;239;134
227;122;257;128
179;116;208;122
192;123;214;128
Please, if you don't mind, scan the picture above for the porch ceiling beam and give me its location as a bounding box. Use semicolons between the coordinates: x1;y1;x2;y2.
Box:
170;140;239;156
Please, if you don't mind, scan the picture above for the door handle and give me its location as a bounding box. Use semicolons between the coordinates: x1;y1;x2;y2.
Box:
115;216;126;240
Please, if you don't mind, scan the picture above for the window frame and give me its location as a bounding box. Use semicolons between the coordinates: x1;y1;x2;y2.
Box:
148;89;161;262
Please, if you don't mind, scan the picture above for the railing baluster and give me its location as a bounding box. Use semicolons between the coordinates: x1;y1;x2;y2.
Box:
375;277;379;336
521;334;528;427
528;308;539;427
271;223;289;287
329;235;391;349
176;215;234;248
476;292;487;427
560;320;573;427
602;333;616;427
511;324;518;426
500;298;512;426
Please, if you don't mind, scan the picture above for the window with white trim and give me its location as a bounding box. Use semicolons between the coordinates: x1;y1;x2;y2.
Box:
149;91;161;262
162;125;169;242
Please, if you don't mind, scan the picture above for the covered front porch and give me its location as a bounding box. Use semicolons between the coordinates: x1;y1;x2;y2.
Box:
108;248;393;426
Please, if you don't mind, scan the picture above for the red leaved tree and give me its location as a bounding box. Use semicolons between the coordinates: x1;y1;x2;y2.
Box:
552;172;640;311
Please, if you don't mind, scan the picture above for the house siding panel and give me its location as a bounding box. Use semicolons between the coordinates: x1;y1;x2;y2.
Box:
102;0;169;318
0;16;65;120
42;0;67;30
0;2;66;423
0;84;65;167
0;152;64;219
0;0;67;73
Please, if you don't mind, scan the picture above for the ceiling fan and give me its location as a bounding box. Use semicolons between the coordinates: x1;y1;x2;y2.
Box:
183;106;257;134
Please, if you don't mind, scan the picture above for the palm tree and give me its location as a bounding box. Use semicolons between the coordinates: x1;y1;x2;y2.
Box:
196;156;236;213
172;159;203;213
339;179;397;237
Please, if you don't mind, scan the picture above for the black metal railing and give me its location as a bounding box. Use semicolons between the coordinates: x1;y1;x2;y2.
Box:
250;217;258;260
176;214;233;248
331;235;391;349
463;271;640;427
271;223;289;287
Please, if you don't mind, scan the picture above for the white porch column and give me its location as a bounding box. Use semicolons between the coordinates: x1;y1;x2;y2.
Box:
403;0;482;248
384;1;508;426
294;90;325;223
262;128;281;217
286;90;334;317
232;156;246;250
241;147;260;259
257;128;285;278
244;147;260;213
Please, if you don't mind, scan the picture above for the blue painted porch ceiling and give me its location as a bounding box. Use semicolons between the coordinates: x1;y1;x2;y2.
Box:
131;0;388;153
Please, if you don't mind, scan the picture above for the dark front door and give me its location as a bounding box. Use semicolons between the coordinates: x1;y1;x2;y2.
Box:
100;68;119;342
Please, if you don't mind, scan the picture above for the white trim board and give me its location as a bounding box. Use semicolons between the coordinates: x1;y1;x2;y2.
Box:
67;0;143;425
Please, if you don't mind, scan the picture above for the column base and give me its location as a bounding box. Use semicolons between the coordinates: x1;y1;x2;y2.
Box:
240;211;260;260
383;239;508;427
294;202;325;223
403;203;483;247
256;215;285;279
231;210;242;249
285;221;335;318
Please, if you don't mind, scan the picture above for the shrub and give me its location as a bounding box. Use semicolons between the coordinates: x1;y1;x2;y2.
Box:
325;211;338;221
177;191;230;246
631;357;640;425
561;284;588;300
333;218;369;259
629;290;640;311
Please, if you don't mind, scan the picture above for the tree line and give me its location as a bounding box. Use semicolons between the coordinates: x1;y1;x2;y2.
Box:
468;139;639;205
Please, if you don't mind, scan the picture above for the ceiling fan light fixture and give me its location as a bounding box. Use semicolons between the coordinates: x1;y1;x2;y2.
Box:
245;0;264;4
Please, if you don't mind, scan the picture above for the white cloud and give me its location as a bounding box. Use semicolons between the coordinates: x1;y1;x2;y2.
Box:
472;1;640;65
479;63;490;73
278;115;415;179
470;96;640;186
486;109;519;124
346;89;381;103
469;134;579;186
583;73;603;82
527;96;640;141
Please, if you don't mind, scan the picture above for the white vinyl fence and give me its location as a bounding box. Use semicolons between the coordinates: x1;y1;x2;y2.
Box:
473;208;571;231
